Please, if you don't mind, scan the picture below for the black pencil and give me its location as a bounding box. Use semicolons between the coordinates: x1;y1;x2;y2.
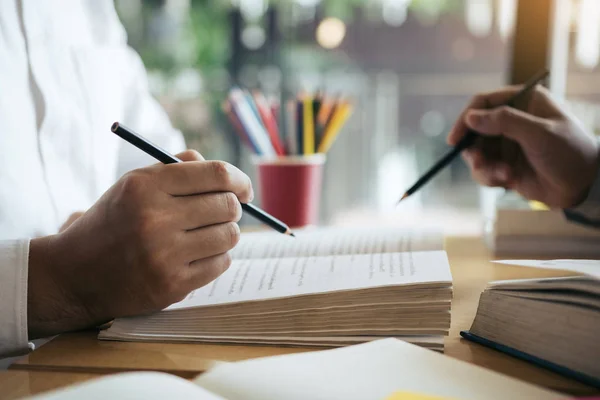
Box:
111;122;295;237
398;69;549;203
313;94;322;152
296;99;304;155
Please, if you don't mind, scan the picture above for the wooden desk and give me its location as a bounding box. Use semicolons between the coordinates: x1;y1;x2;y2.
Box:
9;236;599;397
0;371;99;399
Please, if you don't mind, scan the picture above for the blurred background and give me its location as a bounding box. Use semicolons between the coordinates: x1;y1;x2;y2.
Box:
114;0;600;233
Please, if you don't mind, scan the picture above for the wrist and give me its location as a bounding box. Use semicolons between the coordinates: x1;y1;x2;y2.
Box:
28;235;98;338
571;138;600;208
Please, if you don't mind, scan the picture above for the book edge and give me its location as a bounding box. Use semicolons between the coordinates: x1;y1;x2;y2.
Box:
459;331;600;389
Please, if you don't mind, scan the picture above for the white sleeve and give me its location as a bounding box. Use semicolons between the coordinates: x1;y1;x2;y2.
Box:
115;46;186;176
0;239;30;358
95;2;186;177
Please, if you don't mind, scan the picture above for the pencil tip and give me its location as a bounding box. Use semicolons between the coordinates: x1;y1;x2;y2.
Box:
111;122;119;132
286;230;296;238
398;193;409;204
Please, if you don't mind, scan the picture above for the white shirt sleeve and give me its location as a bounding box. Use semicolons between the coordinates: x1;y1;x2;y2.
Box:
82;1;186;178
115;46;186;177
0;239;30;358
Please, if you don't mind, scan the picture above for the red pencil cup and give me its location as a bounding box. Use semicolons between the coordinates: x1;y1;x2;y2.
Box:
253;155;326;228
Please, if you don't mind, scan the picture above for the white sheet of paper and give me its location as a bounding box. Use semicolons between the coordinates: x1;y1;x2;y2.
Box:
167;251;451;310
494;259;600;279
196;338;564;400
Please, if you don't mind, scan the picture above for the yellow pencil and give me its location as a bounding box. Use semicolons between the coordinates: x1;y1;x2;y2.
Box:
317;102;353;153
303;96;315;155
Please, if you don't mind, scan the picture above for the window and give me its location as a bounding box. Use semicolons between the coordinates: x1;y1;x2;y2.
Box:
117;0;519;234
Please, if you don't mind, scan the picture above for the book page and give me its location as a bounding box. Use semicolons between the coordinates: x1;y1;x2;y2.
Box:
168;251;451;310
195;338;562;400
231;227;443;260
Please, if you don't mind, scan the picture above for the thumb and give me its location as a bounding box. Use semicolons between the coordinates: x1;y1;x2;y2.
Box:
175;149;205;162
465;106;549;147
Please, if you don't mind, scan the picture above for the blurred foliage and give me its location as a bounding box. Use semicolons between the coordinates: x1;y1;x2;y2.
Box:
115;0;463;159
188;0;230;72
117;0;463;76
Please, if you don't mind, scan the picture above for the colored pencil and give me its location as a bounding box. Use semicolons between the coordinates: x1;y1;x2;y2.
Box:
230;89;276;157
253;91;285;156
224;88;352;157
303;96;315;155
285;99;298;155
296;99;304;155
317;102;353;154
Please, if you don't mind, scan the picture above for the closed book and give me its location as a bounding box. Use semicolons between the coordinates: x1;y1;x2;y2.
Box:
463;260;600;388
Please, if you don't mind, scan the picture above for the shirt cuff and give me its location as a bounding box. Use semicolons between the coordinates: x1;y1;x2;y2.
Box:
0;239;30;358
565;160;600;226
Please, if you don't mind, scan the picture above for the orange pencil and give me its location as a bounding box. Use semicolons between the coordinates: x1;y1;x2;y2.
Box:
317;101;353;154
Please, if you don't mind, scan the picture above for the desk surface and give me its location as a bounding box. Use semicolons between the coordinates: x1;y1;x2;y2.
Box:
0;371;99;400
9;236;599;397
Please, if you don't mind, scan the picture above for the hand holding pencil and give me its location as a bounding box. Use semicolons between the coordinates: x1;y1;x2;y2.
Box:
399;70;550;203
447;80;600;209
111;122;295;236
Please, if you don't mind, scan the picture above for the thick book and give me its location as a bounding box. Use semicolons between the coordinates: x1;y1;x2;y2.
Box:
30;339;562;400
462;259;600;388
99;227;452;350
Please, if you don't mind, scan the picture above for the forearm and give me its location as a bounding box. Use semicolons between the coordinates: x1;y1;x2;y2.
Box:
27;236;102;339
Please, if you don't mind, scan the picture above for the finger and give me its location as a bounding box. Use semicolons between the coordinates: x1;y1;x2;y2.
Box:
448;95;488;146
154;160;254;202
448;87;525;146
179;221;241;263
447;85;538;146
186;252;233;291
59;211;85;232
464;106;549;148
175;192;242;230
176;149;205;162
462;148;485;169
470;160;514;188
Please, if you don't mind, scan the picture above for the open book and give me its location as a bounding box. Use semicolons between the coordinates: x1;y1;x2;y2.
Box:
30;339;562;400
100;227;451;350
462;259;600;388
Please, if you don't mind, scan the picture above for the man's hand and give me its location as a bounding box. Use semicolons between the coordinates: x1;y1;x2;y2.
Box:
448;86;600;208
28;150;253;338
59;212;85;232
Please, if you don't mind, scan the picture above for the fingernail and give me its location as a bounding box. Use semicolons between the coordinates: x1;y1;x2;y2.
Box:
467;111;485;128
496;167;509;182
